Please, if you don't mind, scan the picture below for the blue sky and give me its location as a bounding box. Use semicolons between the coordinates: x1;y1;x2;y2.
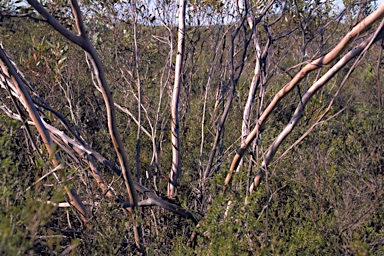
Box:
336;0;384;7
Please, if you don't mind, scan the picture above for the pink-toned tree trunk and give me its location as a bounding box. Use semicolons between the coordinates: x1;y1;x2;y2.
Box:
26;0;144;251
0;47;88;223
225;3;384;187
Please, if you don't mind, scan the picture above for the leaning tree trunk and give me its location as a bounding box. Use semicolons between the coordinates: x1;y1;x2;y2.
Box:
249;19;384;193
225;3;384;187
26;0;144;251
0;46;88;224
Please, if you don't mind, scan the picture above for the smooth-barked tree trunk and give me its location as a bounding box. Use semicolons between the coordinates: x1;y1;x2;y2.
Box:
168;0;186;199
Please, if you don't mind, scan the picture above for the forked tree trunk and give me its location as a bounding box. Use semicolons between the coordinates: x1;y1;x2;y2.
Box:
225;3;384;187
249;20;384;193
26;0;144;251
0;47;88;223
237;0;263;173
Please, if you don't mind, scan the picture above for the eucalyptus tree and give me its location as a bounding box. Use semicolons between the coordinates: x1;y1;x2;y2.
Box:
1;0;384;254
225;1;384;192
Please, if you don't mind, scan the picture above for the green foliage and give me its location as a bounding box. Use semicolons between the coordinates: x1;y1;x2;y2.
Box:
1;1;384;254
0;116;68;254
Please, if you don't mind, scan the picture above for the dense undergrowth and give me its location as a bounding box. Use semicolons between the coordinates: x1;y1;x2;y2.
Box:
1;2;384;254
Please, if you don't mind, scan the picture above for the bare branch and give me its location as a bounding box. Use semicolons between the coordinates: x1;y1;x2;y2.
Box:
17;0;144;250
26;0;86;48
249;18;384;193
0;45;88;222
226;3;384;186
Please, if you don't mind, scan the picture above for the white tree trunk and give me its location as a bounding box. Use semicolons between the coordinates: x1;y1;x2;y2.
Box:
237;0;262;173
168;0;186;199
